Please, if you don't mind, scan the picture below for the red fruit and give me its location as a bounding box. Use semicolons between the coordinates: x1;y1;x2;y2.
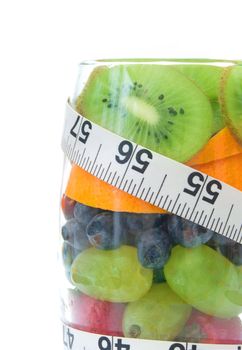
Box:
64;289;125;336
179;310;242;344
61;195;76;219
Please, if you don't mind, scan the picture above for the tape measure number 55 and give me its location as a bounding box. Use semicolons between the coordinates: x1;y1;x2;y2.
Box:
62;102;242;244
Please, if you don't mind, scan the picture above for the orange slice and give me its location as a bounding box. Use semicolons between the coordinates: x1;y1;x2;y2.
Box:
187;127;242;166
193;153;242;191
65;165;166;213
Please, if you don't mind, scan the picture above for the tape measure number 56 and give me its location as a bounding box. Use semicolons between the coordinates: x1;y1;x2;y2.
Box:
62;102;242;244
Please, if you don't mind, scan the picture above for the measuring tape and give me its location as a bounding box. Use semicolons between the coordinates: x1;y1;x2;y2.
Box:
62;101;242;244
63;324;241;350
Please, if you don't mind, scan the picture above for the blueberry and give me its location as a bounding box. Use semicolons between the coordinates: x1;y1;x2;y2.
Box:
124;231;137;247
155;214;170;232
123;213;171;247
219;242;242;265
73;203;101;227
205;236;218;250
212;233;234;246
125;213;163;234
86;212;126;250
61;219;90;250
61;195;76;220
62;242;80;281
137;227;172;269
153;268;166;283
211;233;242;265
206;233;234;251
119;213;165;247
168;216;213;248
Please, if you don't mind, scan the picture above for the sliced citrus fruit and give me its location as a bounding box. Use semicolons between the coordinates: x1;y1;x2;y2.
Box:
65;165;166;213
193;153;242;191
187;127;242;166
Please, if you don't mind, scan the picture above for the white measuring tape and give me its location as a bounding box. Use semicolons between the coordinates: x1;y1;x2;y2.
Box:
62;324;242;350
62;102;242;244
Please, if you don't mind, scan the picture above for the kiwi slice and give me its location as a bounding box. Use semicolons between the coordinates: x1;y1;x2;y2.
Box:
175;65;225;134
76;65;213;163
220;65;242;143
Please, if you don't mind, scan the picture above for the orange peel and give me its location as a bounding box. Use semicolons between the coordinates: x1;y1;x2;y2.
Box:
187;127;242;166
65;165;166;213
193;153;242;191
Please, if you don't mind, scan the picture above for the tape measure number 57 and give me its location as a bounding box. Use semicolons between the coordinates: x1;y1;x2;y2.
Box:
62;102;242;244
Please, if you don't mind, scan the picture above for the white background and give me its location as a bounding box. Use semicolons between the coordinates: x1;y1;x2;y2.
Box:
0;0;241;349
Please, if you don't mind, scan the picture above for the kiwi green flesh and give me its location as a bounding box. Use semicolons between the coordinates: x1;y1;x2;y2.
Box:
175;65;225;134
221;66;242;143
76;65;213;163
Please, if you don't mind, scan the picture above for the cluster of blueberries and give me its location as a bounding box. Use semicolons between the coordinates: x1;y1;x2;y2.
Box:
61;196;242;282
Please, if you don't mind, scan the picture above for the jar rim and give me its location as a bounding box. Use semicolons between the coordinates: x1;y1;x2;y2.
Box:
79;58;240;66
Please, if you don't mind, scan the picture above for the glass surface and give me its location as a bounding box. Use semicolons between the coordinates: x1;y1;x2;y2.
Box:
60;59;242;345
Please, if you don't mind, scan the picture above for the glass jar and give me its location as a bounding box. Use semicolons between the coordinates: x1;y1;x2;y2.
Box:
60;59;242;349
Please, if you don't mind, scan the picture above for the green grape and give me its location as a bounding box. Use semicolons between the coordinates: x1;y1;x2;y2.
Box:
164;245;242;318
123;283;192;340
226;266;242;306
71;245;153;302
